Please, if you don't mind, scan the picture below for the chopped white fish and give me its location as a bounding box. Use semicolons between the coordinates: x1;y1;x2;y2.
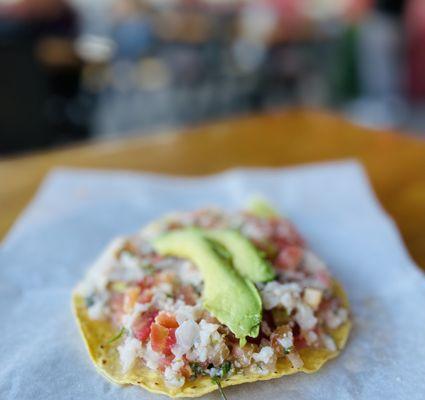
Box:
326;308;348;329
172;320;200;358
118;337;141;373
277;330;294;351
321;334;337;351
253;346;274;364
287;351;304;369
261;281;302;312
295;302;317;331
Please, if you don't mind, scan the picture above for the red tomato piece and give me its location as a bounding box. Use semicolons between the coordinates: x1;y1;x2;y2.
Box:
157;357;172;372
132;309;158;342
150;323;169;353
156;312;179;329
138;288;153;304
272;220;304;247
275;245;303;270
294;334;308;350
315;270;332;289
164;328;176;355
137;275;155;291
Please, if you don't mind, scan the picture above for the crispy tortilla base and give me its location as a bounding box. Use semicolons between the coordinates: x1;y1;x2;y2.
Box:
72;281;351;398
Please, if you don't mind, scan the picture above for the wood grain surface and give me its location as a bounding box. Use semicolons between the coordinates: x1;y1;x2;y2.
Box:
1;109;425;270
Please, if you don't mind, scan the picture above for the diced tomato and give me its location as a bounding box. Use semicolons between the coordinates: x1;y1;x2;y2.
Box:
138;288;153;304
157;357;172;372
165;328;176;355
315;270;332;289
156;312;179;329
294;335;308;349
275;245;303;270
273;237;290;249
137;275;155;290
272;220;304;247
150;323;169;353
132;309;158;341
150;323;177;356
137;276;155;304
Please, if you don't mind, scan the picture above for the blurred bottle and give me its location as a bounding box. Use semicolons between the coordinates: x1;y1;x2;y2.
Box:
406;0;425;101
345;0;405;128
0;0;88;154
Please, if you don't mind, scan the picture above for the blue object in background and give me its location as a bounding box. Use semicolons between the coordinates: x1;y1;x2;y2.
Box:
113;17;154;60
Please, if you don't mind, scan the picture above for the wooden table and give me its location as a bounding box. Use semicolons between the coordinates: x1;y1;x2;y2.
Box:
1;109;425;271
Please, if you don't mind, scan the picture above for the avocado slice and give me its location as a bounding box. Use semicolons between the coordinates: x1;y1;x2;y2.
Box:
247;197;278;218
152;228;261;344
204;229;276;282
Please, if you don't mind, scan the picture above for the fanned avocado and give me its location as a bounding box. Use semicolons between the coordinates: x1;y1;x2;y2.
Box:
152;228;261;345
248;197;278;218
204;229;276;282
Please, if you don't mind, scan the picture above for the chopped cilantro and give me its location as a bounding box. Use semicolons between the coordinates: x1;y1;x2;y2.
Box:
221;361;231;377
190;362;231;399
189;362;205;379
211;378;229;400
105;327;126;345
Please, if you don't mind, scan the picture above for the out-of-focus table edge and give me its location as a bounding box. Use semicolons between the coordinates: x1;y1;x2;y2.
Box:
1;108;425;272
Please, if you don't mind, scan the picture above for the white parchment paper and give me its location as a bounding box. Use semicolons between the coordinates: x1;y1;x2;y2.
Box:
1;160;424;400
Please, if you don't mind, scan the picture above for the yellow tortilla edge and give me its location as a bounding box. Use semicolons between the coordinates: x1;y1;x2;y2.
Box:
72;280;351;398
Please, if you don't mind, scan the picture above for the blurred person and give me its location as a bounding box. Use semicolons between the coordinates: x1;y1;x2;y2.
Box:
0;0;68;20
0;0;87;154
406;0;425;101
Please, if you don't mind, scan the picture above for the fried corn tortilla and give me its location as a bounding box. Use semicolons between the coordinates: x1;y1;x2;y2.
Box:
72;206;351;397
72;282;350;397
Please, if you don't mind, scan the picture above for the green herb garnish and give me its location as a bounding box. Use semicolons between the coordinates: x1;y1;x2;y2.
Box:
105;327;126;345
210;362;232;400
189;362;205;379
211;378;229;400
221;361;231;376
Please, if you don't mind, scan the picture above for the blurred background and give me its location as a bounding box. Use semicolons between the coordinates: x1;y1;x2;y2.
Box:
1;0;424;154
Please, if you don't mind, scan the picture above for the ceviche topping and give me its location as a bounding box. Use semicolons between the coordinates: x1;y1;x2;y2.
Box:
77;206;348;388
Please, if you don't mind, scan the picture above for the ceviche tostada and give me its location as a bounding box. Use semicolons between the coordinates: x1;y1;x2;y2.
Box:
73;201;351;398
